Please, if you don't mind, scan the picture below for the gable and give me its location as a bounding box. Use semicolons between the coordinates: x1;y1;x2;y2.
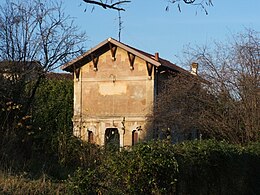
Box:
80;46;151;79
61;37;190;76
78;46;154;117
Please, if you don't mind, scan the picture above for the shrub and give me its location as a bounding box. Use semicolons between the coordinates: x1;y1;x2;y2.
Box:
67;140;260;194
174;139;260;195
67;141;179;194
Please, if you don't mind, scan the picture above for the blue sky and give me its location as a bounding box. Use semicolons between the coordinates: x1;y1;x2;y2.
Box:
64;0;260;67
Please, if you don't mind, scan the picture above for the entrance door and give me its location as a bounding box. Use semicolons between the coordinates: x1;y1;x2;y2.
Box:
105;128;120;150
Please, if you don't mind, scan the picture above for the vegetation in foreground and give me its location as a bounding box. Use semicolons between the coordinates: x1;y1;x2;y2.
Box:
0;139;259;194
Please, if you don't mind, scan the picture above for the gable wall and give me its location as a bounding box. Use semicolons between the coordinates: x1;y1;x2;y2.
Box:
73;47;155;146
81;47;153;116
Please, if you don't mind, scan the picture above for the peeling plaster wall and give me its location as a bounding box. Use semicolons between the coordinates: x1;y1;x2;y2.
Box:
73;47;155;146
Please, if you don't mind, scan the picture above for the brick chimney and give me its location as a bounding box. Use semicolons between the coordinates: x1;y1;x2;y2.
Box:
191;62;198;75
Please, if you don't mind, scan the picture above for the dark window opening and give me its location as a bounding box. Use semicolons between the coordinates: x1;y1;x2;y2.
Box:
88;130;94;143
132;130;138;146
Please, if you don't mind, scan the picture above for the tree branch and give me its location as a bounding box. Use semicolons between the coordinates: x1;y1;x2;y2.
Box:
83;0;131;11
167;0;213;14
183;0;196;4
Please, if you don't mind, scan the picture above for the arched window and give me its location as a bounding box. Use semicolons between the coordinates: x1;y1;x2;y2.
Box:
132;130;138;146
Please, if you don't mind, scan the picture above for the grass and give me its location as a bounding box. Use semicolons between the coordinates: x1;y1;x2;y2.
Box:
0;171;66;195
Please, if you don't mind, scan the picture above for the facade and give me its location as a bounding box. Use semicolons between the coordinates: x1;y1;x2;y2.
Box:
62;38;195;147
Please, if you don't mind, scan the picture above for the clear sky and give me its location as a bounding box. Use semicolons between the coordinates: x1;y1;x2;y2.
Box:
64;0;260;67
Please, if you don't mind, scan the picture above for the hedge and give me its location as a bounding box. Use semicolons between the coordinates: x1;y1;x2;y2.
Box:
67;140;260;195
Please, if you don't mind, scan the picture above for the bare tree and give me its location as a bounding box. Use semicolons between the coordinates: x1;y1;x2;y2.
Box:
194;29;259;143
0;0;85;108
151;29;259;144
0;0;86;147
149;72;204;142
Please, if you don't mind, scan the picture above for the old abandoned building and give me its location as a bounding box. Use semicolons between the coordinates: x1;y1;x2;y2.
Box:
62;38;197;147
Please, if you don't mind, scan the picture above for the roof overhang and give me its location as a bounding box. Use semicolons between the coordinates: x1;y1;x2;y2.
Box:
61;37;161;72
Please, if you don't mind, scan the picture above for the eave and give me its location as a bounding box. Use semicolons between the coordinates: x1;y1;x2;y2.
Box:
61;37;161;72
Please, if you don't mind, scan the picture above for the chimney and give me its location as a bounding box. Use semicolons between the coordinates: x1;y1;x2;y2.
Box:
191;62;198;75
155;52;159;61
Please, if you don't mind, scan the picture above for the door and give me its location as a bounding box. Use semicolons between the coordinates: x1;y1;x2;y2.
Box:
132;130;138;146
105;128;120;150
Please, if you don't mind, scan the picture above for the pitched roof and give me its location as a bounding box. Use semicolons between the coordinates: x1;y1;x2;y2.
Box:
61;37;189;74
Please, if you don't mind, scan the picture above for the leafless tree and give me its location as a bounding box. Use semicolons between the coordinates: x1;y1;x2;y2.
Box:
151;29;259;144
0;0;86;143
149;73;204;142
0;0;85;108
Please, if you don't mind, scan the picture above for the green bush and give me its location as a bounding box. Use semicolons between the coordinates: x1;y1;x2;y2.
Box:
67;140;260;195
174;139;260;195
67;141;178;195
1;139;259;194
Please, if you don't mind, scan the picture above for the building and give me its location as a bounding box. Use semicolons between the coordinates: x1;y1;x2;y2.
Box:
0;60;42;80
62;38;196;147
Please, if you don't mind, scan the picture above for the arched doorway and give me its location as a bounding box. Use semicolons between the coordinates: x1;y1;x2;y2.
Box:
132;130;138;146
105;128;120;150
88;130;94;143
